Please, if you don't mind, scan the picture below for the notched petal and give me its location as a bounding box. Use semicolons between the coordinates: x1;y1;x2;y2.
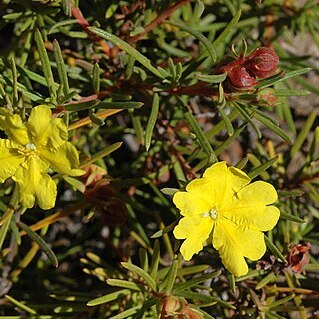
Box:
0;139;25;183
174;216;214;261
39;142;85;176
173;191;211;217
213;219;267;276
13;156;57;210
27;105;68;149
0;108;29;145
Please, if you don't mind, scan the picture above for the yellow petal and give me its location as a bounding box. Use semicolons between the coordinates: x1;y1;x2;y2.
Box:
174;215;214;260
223;181;280;231
0;139;25;183
39;142;85;176
186;178;216;205
12;156;57;210
173;190;212;217
0;108;29;145
203;161;250;208
27;105;68;149
213;218;266;276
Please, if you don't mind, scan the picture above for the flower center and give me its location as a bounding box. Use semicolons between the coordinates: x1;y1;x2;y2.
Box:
202;207;218;220
17;143;38;157
25;143;37;150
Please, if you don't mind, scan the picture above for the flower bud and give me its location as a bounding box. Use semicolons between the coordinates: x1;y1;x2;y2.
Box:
245;47;279;78
159;296;204;319
227;66;258;90
257;88;278;106
159;296;184;318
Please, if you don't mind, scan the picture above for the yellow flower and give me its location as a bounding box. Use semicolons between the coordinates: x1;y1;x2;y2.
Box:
173;161;280;277
0;106;84;210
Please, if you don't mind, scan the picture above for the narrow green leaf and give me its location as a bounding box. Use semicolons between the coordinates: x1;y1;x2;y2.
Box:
177;290;235;310
280;211;305;223
150;240;160;279
139;248;149;272
151;222;177;239
290;111;316;157
107;279;142;291
166;21;216;61
145;93;159;151
277;190;304;197
308;126;319;161
161;260;179;294
235;103;261;138
173;271;221;293
227;272;236;293
198;309;216;319
5;295;37;315
195;73;227;83
63;176;85;193
49;19;78;34
111;299;157;319
121;262;157;292
64;99;100;111
160;188;179;196
80;142;123;167
89;109;105;125
10;219;21;245
256;68;312;89
92;63;100;94
274;89;310;96
267;294;295;309
18;221;58;267
125;55;135;79
185;111;217;162
248;156;278;180
87;289;131;306
247;154;271;180
35;29;57;97
177;265;210;276
255;272;277;289
0;209;14;250
264;235;287;263
87;27;164;78
10;57;18;106
17;65;57;89
254;112;291;143
53;39;70;96
98;101;143;109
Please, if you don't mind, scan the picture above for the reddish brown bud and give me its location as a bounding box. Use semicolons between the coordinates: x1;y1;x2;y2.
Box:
84;180;128;226
245;47;279;78
288;242;311;273
227;66;258;89
159;296;204;319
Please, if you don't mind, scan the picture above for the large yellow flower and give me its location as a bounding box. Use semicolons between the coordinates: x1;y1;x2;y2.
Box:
173;161;280;277
0;106;84;210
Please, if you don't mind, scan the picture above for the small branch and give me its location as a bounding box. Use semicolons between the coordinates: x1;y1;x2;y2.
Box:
126;0;191;44
71;6;111;56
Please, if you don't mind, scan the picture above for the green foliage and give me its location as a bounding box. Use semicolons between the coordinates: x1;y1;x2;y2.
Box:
0;0;319;318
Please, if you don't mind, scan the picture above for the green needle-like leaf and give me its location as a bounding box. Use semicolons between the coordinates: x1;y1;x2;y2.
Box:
18;221;58;268
121;262;157;292
87;27;165;79
87;289;131;306
145;93;159;151
166;21;217;61
53;39;70;96
35;29;57;98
